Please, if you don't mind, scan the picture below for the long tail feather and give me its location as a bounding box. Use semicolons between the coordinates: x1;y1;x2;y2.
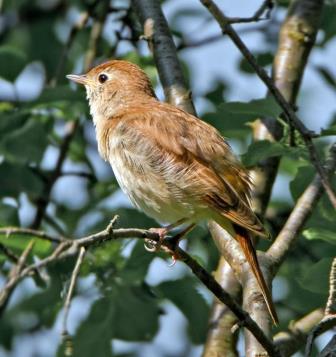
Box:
234;225;278;325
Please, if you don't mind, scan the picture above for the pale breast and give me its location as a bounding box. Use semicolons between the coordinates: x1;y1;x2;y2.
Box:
106;129;197;224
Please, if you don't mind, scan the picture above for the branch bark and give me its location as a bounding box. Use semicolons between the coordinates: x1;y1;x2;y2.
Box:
132;0;196;114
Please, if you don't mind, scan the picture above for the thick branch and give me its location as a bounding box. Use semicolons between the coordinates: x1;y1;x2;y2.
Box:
131;0;196;114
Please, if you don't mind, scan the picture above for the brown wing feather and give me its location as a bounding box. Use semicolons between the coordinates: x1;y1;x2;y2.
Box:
106;102;267;237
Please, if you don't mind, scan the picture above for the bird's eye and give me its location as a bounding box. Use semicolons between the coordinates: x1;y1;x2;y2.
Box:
98;73;108;84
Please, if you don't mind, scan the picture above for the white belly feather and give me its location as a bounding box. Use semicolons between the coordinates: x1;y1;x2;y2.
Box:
107;134;196;224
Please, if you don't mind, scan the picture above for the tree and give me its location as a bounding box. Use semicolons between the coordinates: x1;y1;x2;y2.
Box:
0;0;335;356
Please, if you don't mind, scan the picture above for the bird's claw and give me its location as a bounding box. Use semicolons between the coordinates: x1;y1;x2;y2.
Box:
144;238;160;252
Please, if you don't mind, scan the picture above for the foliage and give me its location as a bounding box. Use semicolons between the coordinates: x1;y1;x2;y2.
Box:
0;1;335;356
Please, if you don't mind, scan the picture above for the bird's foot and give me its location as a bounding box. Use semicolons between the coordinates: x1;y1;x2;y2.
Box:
144;227;168;252
144;227;181;265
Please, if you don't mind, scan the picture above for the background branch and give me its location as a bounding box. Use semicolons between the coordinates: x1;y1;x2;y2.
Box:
268;144;336;271
132;0;196;114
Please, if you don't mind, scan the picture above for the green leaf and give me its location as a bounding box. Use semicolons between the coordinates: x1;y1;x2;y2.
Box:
239;52;273;74
303;228;336;245
120;240;155;282
203;97;282;138
290;165;315;200
156;278;209;344
73;283;159;357
0;235;52;257
298;258;333;294
0;46;27;81
0;110;29;136
241;140;306;167
316;65;336;89
205;82;227;105
0;118;50;163
0;162;43;198
34;86;85;104
220;97;282;117
0;203;19;226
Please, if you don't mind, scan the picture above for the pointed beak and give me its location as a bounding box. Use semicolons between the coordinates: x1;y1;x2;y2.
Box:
66;74;88;85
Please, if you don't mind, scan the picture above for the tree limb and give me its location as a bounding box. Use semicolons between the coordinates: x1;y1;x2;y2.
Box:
131;0;196;114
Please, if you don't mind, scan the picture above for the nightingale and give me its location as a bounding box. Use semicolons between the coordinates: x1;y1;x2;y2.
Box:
67;60;278;324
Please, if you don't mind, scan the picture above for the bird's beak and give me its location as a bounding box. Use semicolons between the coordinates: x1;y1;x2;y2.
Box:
66;74;88;85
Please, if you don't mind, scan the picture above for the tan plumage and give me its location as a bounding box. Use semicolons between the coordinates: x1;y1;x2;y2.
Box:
67;60;278;324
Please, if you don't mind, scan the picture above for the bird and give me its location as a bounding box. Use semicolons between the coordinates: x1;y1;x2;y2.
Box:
66;59;278;324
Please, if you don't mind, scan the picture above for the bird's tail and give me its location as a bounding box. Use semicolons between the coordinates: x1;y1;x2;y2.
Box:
234;224;278;325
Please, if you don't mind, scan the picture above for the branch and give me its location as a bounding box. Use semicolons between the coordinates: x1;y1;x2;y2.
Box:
0;241;34;315
62;247;86;336
131;0;196;114
0;222;280;357
30;120;79;229
268;144;336;271
0;227;65;243
304;257;336;356
274;308;324;356
202;260;240;357
200;0;336;210
211;0;274;25
325;257;336;316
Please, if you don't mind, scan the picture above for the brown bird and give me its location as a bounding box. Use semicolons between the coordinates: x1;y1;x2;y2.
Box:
67;60;278;324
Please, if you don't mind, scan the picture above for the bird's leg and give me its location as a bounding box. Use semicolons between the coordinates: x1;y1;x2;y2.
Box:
144;218;188;252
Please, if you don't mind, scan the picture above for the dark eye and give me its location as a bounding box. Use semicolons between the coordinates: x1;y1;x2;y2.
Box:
98;73;108;84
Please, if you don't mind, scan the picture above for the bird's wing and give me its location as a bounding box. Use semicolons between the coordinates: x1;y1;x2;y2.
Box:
110;103;267;237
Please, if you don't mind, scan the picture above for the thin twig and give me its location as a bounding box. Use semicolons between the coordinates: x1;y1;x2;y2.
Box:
200;0;336;209
62;247;86;336
0;241;34;314
0;227;66;243
30;120;79;229
0;243;20;263
221;0;274;24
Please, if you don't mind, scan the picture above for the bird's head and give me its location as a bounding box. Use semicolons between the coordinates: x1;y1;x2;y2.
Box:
67;60;156;124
